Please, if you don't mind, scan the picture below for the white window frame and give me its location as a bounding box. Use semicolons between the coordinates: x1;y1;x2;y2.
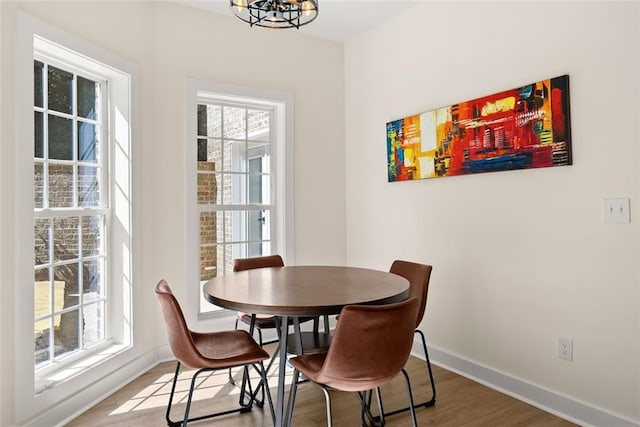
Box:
14;13;136;423
185;80;295;327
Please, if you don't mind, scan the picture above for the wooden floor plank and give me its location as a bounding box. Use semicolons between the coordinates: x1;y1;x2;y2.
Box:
66;352;577;426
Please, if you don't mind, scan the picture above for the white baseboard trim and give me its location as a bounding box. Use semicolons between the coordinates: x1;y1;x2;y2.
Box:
411;342;639;427
25;348;164;427
26;342;639;427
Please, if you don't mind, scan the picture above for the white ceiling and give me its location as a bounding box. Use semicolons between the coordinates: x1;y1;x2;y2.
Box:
173;0;419;42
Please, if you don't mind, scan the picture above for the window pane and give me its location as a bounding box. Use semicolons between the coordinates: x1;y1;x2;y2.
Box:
83;302;104;347
48;65;73;114
54;217;79;260
247;109;270;142
48;164;74;208
34;318;51;366
55;308;80;357
222;173;247;204
35;111;43;158
219;210;247;243
78;166;99;207
249;209;271;242
223;106;246;139
54;262;79;316
34;274;51;318
34;218;51;266
48;115;73;160
78;121;97;161
206;138;222;165
197;167;217;205
77;76;97;119
249;241;270;257
82;216;103;256
83;259;103;300
216;243;247;275
34;60;44;108
226;140;247;173
34;162;44;208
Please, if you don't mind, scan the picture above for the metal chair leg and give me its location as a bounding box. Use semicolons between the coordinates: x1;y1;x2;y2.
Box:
400;368;418;427
377;329;437;420
165;361;265;427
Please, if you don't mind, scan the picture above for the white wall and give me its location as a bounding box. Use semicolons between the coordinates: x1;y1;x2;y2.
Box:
345;1;639;424
0;1;345;425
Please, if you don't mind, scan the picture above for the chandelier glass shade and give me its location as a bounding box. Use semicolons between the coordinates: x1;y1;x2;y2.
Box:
230;0;319;29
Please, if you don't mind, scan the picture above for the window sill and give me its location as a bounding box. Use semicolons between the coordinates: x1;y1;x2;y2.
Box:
35;343;130;395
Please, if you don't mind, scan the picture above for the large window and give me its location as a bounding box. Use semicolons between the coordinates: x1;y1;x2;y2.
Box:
33;57;108;368
197;102;274;281
27;35;132;390
187;82;294;318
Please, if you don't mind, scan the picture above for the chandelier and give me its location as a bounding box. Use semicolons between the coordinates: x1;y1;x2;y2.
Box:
230;0;319;29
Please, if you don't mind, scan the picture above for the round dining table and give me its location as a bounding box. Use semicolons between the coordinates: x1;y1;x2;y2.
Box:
202;265;410;427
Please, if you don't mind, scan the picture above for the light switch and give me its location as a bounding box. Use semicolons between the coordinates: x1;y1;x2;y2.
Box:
602;198;631;224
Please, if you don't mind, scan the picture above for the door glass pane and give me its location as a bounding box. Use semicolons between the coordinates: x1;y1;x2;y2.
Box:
48;164;74;208
48;115;73;160
77;76;97;119
48;65;73;114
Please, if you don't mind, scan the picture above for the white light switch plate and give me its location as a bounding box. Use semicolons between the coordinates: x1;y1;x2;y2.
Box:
602;198;631;224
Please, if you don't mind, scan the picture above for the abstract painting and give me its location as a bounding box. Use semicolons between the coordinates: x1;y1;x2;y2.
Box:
386;75;572;182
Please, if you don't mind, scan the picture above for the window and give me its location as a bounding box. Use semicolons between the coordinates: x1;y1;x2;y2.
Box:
186;81;294;318
33;57;108;368
30;35;132;382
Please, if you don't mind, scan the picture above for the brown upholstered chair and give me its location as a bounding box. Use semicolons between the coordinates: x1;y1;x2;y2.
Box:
155;280;274;426
381;260;436;417
285;297;420;427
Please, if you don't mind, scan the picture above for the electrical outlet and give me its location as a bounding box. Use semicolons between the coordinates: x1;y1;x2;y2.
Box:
559;337;573;361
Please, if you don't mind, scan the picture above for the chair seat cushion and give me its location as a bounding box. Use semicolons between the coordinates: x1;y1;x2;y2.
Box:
188;329;269;369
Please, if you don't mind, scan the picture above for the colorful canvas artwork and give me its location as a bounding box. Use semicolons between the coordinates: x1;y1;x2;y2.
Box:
386;75;572;182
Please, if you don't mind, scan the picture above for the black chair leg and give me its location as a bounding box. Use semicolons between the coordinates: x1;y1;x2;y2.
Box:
165;361;263;427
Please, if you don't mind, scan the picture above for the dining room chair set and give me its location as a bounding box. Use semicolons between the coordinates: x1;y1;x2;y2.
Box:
155;257;436;426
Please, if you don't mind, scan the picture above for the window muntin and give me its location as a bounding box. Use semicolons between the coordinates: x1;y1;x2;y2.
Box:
197;101;274;312
33;58;108;368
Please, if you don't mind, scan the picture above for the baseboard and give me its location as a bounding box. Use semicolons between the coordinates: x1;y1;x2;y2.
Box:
22;348;164;427
411;343;639;427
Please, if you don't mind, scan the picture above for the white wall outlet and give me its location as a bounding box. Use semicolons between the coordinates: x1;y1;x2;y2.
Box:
559;337;573;361
602;198;631;224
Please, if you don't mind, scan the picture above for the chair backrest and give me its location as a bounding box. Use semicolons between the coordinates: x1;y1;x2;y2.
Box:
155;280;205;368
233;254;284;272
314;297;419;392
389;260;432;327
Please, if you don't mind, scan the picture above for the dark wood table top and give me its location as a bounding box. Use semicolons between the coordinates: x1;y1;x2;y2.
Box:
202;265;409;316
